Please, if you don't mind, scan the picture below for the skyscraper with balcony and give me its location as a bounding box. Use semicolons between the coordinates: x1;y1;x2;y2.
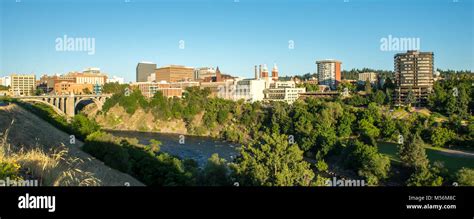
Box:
393;50;434;106
316;60;341;90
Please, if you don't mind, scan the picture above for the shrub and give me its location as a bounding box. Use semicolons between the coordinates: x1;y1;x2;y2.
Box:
0;161;22;181
83;132;196;186
456;168;474;186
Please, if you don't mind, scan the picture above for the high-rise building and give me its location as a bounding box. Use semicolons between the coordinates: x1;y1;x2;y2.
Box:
393;50;434;106
316;60;341;90
10;74;36;96
155;65;194;82
136;62;157;82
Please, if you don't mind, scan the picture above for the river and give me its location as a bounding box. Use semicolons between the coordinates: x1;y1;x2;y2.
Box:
106;130;240;166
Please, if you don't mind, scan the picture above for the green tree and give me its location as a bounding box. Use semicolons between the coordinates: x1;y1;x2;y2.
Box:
199;153;231;186
146;139;161;153
357;119;380;146
70;114;100;138
344;141;390;185
456;168;474;186
35;88;44;96
406;166;443;186
102;82;129;95
456;85;470;118
337;111;356;138
405;89;415;107
230;132;315;186
446;92;458;116
371;90;386;105
364;79;372;94
430;126;455;147
380;115;397;140
398;134;429;169
315;159;329;172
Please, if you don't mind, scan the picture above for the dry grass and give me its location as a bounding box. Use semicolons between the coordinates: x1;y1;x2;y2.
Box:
0;104;144;186
0;121;101;186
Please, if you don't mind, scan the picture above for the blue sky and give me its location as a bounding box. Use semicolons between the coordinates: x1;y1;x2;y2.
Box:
1;0;473;82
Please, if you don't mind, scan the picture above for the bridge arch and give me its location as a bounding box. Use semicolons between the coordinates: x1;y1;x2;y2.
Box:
74;97;104;113
17;94;111;117
19;98;66;116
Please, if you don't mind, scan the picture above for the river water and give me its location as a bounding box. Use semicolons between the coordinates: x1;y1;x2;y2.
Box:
106;130;240;166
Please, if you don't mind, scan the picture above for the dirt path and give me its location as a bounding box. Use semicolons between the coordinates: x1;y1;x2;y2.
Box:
0;104;144;186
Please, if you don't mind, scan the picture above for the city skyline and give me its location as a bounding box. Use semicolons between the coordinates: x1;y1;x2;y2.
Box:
1;0;473;82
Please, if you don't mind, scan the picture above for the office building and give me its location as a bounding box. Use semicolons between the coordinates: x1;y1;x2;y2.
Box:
358;72;378;84
136;62;157;82
194;67;216;81
131;82;182;98
68;71;107;85
264;81;306;104
170;81;200;89
10;74;36;96
316;60;341;90
54;82;94;95
393;50;434;106
155;65;194;83
235;79;266;102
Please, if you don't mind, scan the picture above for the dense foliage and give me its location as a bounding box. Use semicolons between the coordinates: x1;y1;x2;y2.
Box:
230;132;315;186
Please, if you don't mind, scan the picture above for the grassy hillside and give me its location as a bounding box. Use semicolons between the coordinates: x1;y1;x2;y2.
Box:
0;104;144;186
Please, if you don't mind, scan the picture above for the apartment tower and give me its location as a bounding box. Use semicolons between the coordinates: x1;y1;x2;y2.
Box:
393;50;434;106
316;60;341;90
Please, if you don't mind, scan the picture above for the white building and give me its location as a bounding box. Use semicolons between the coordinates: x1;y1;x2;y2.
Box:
106;76;125;84
234;78;266;102
147;73;156;82
0;76;11;87
264;81;306;104
194;67;216;80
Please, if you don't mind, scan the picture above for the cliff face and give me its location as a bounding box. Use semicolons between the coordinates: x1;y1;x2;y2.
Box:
90;105;244;140
93;105;191;135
